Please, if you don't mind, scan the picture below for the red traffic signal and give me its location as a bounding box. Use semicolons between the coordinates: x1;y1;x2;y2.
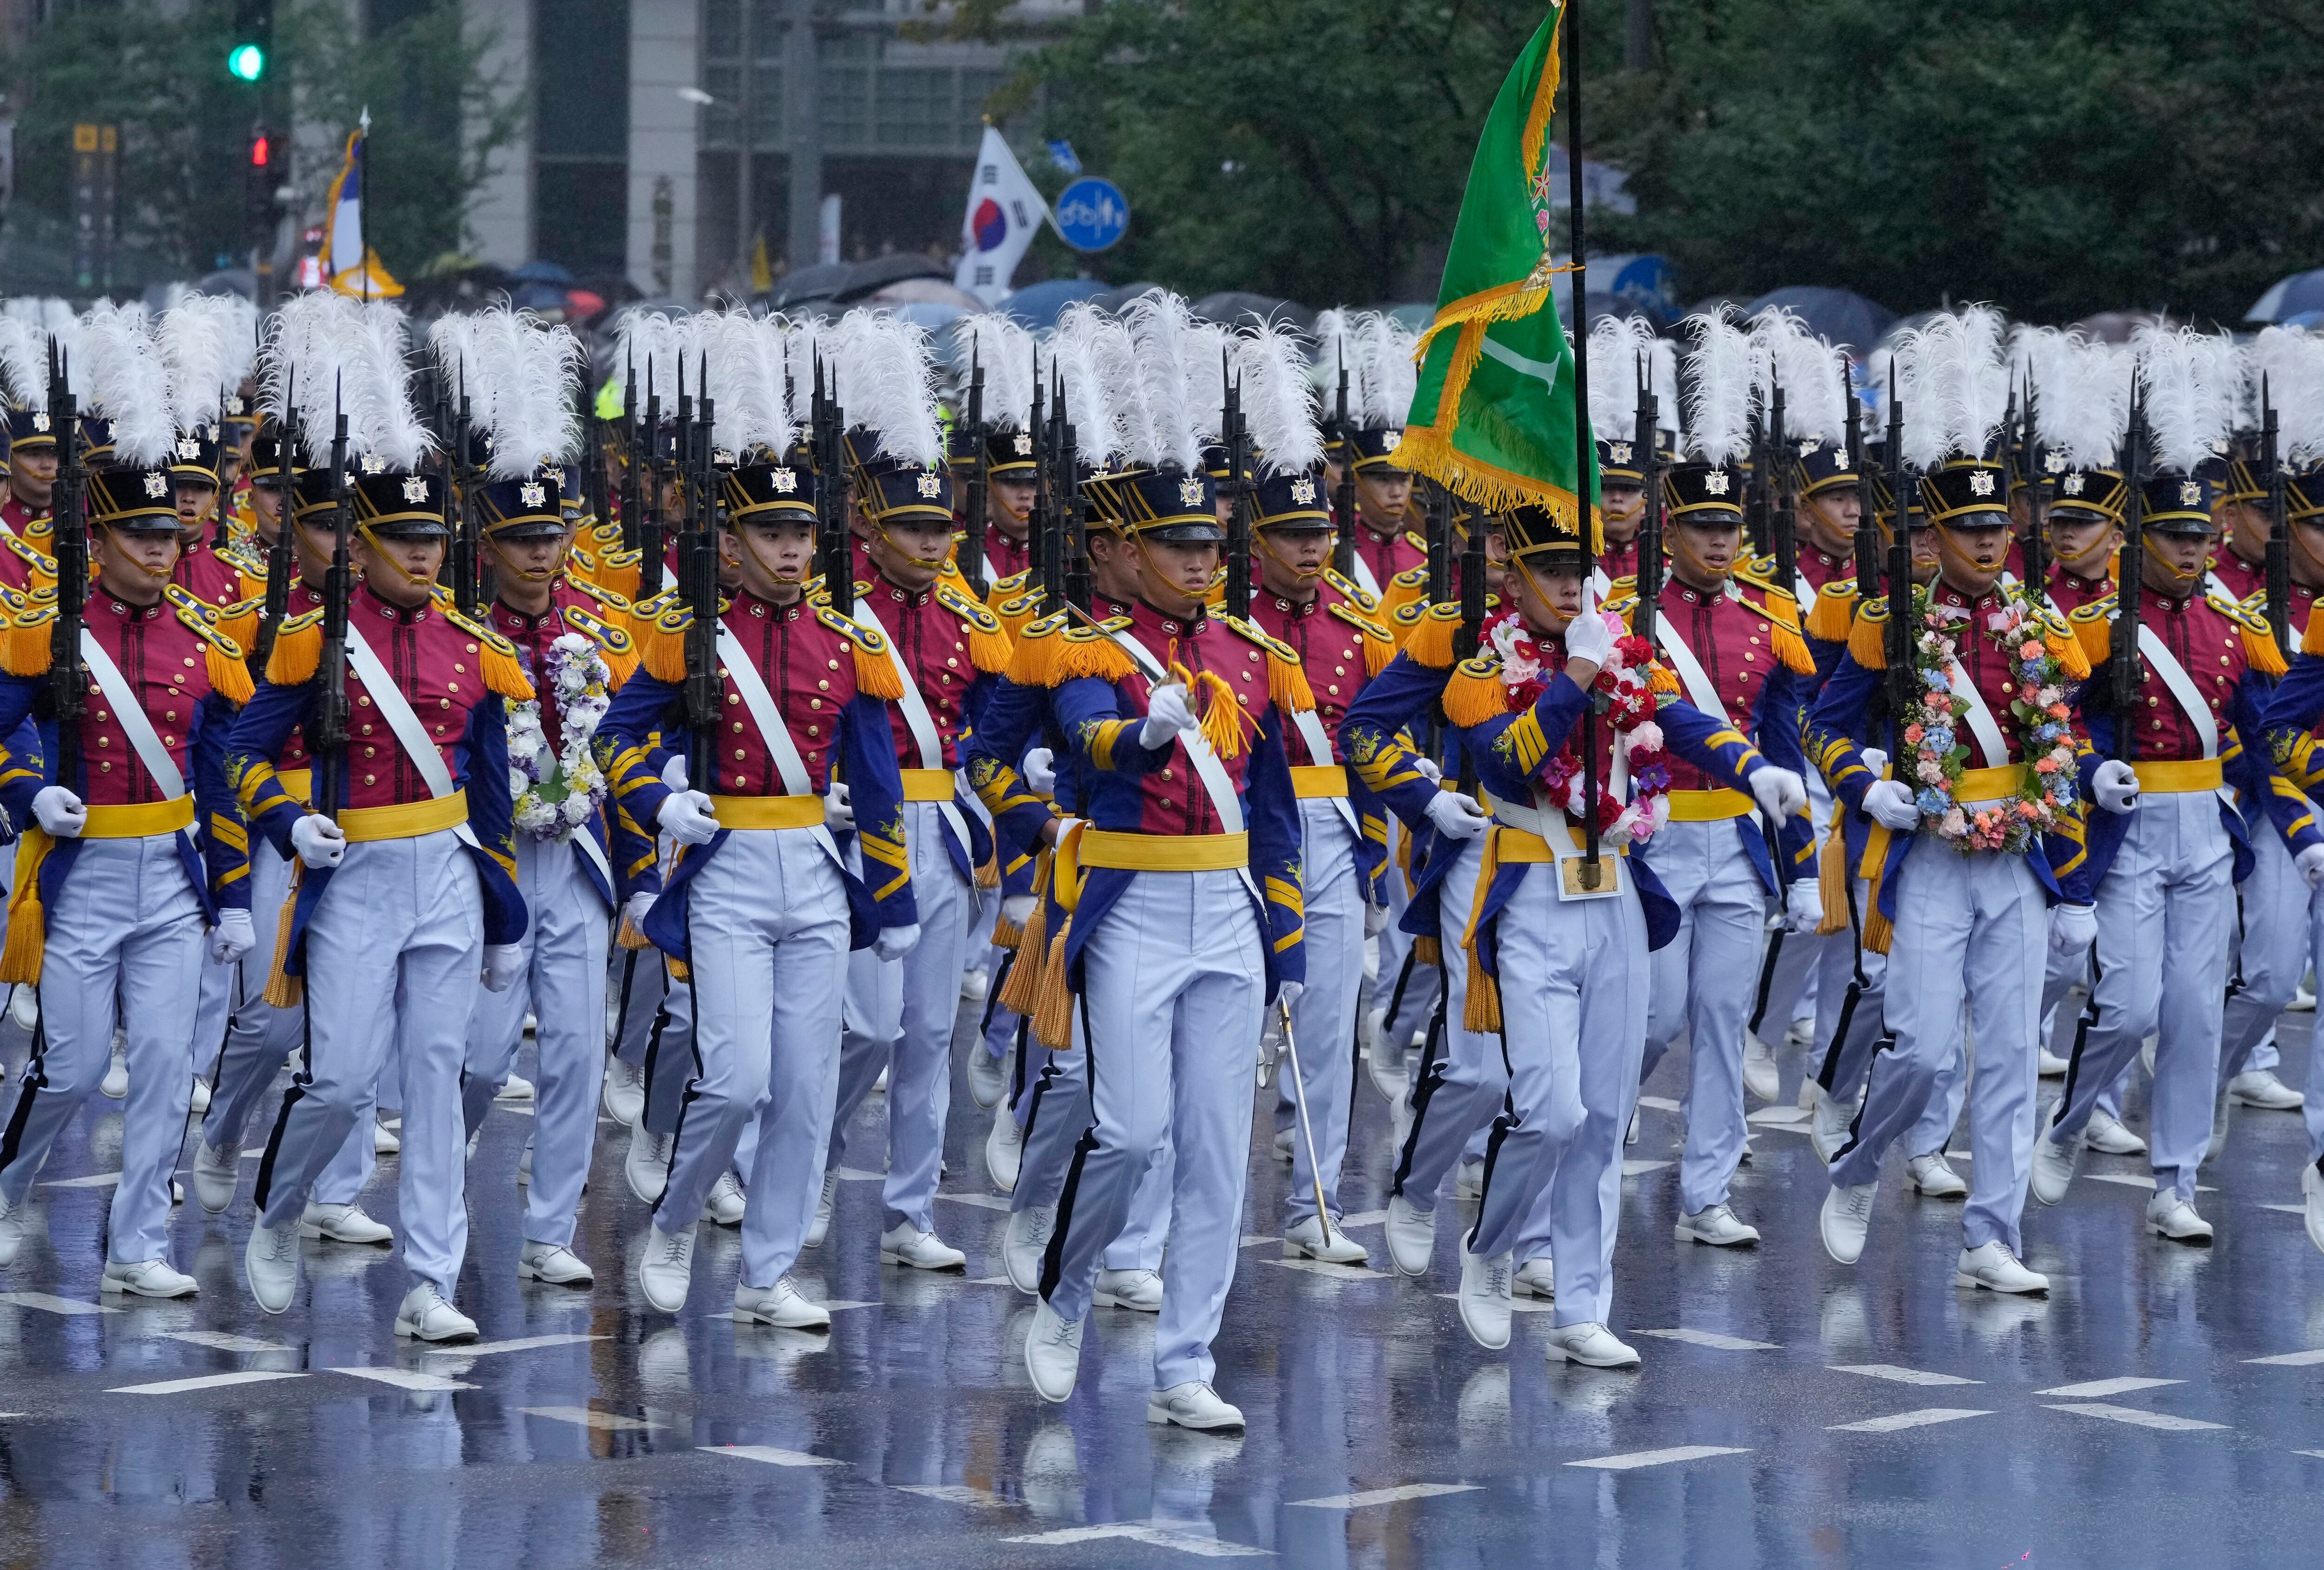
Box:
250;134;270;167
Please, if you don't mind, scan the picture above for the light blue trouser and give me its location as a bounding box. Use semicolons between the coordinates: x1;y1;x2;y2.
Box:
1274;798;1363;1224
1828;834;2046;1255
2047;789;2234;1202
2040;944;2125;1122
1390;839;1499;1213
1008;1016;1175;1273
1753;773;1837;1045
1042;868;1262;1390
1466;855;1651;1329
663;825;850;1289
1367;815;1439;1062
0;833;203;1266
2221;823;2304;1085
1811;877;1887;1104
462;834;612;1249
254;829;482;1294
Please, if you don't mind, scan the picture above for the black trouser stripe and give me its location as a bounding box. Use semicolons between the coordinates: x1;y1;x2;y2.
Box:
1037;990;1101;1303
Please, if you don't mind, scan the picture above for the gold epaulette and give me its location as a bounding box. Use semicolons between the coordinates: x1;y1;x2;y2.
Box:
2069;594;2114;668
1005;610;1070;686
559;602;637;674
815;605;904;700
1806;577;1861;642
442;605;536;702
161;586;254;704
1056;616;1139;684
265;607;327;686
1730;585;1818;675
1221;613;1315;714
937;580;1014;674
1401;601;1463;669
1328;600;1399;675
1735;552;1781;589
1322;568;1380;614
3;532;54;586
1846;596;1892;671
994;588;1046;641
0;599;54;677
1444;651;1507;728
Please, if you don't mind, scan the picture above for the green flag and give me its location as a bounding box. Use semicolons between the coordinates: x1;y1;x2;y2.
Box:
1400;5;1599;540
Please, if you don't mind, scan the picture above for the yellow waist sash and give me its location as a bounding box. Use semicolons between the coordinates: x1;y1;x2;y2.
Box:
706;793;824;831
900;768;956;803
1666;788;1753;823
2132;758;2223;793
80;796;197;839
337;790;469;843
1289;765;1349;798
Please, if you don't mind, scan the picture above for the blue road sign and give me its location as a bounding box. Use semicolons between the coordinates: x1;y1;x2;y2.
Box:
1054;177;1129;253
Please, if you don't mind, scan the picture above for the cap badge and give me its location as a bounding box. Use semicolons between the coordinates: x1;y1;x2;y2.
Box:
1012;432;1033;456
1799;438;1821;459
30;413;48;433
1969;470;1996;497
1607;441;1633;465
2044;450;2067;474
1178;477;1205;508
142;471;169;499
175;437;201;460
360;453;386;474
520;481;548;509
2179;479;2201;507
1703;472;1730;496
402;476;429;504
1289;475;1317;504
1383;429;1403;453
772;467;797;494
916;470;944;499
2063;473;2086;496
224;396;245;416
713;448;736;467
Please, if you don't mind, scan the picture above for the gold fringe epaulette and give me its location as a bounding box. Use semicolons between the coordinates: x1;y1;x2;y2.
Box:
1330;602;1398;676
639;603;690;685
211;594;262;656
1806;578;1860;642
265;607;326;687
2070;595;2114;669
1322;568;1380;615
1005;611;1069;686
442;605;537;703
1221;613;1315;715
1402;602;1463;669
1056;619;1138;684
559;603;640;686
0;600;53;677
1846;597;1891;671
813;605;904;700
1380;565;1429;634
937;580;1014;674
2208;589;2289;677
2038;604;2090;682
1444;653;1507;729
1742;582;1818;675
162;587;254;705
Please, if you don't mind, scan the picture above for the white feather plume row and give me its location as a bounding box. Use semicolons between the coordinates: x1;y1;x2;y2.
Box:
1183;317;1231;449
2132;322;2239;476
697;309;792;458
1049;302;1119;464
1586;315;1660;443
835;308;943;468
1235;320;1322;478
2255;326;2324;468
786;315;836;415
607;309;687;411
1356;311;1418;430
1088;308;1150;466
158;293;259;432
77;301;176;468
1123;291;1204;473
433;309;581;478
1680;308;1754;467
258;294;430;471
957;312;1038;431
2015;326;2132;471
1750;307;1847;445
0;297;83;404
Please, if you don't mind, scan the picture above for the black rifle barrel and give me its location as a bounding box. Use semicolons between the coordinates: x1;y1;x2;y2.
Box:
1563;0;1601;883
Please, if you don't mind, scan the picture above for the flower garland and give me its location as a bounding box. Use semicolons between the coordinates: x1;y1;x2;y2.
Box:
508;631;613;840
1485;606;1671;844
1899;586;2076;853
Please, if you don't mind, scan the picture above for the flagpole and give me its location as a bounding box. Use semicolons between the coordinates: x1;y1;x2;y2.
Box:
1563;0;1602;887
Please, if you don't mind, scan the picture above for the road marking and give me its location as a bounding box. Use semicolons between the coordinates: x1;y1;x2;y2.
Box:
0;1292;117;1316
1264;1258;1382;1280
522;1405;663;1432
39;1171;120;1188
164;1331;290;1352
1621;1161;1672;1177
2037;1377;2183;1398
1287;1482;1481;1509
2045;1403;2225;1431
1634;1328;1777;1351
968;1276;1016;1287
1745;1107;1810;1127
1830;1364;1981;1386
331;1366;475;1392
423;1334;606;1357
110;1370;308;1396
1433;1293;1554;1314
935;1192;1010;1211
1239;1235;1280;1248
2260;1204;2306;1216
2296;1450;2324;1460
2246;1348;2324;1367
700;1444;842;1467
1336;1210;1389;1227
894;1482;1010;1506
1637;1095;1681;1113
1828;1408;1994;1433
833;1167;885;1182
1567;1445;1750;1471
2082;1173;2215;1193
1003;1523;1270;1556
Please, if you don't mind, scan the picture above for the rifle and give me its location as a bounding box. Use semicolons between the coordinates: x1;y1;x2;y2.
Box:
1562;0;1601;886
449;363;480;616
582;375;608;547
1221;358;1253;621
1421;479;1451;760
1330;345;1356;580
812;356;851;618
45;339;86;792
1633;351;1664;646
1844;356;1878;598
1769;381;1797;611
2110;385;2148;762
1453;487;1488;800
960;349;990;598
1882;363;1914;754
681;357;720;791
619;357;641;556
312;387;354;825
256;379;299;670
638;364;666;600
1029;361;1059;612
1744;397;1772;561
2264;375;2292;658
2020;373;2051;604
1059;408;1089;615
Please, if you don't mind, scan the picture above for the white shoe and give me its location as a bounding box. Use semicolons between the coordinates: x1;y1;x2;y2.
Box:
1954;1241;2049;1295
1546;1321;1641;1368
1625;1106;1640;1146
188;1076;211;1115
1457;1235;1513;1351
1024;1297;1084;1402
637;1223;697;1313
601;1054;645;1126
2303;1163;2324;1257
1363;1009;1408;1102
373;1117;401;1155
1284;1213;1370;1265
2147;1193;2214;1244
1786;1014;1816;1049
1095;1267;1163;1312
394;1281;479;1341
873;1066;889;1095
985;1104;1023;1192
1797;1074;1820;1113
1811;1091;1858;1166
880;1222;967;1272
191;1141;240;1214
516;1141;533;1186
1675;1202;1761;1247
100;1039;128;1099
2293;982;2318;1013
1384;1194;1436;1278
1149;1380;1244;1431
2030;1131;2080;1205
1742;1036;1781;1103
961;967;990;1004
496;1074;535;1102
625;1124;673;1205
805;1168;837;1250
6;983;35;1032
2038;1047;2071;1077
2207;1089;2233;1164
1820;1181;1876;1266
2083;1109;2147;1155
700;1170;746;1227
244;1220;301;1314
101;1258;198;1298
0;1188;23;1267
1905;1153;1969;1199
736;1273;830;1329
1513;1256;1555;1299
969;1046;1008;1110
1270;1125;1296;1164
2229;1069;2305;1110
1004;1204;1054;1295
299;1202;393;1245
1454;1158;1485;1201
518;1240;594;1285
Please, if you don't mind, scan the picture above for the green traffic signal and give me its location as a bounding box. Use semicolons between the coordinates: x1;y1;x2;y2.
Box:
227;42;265;82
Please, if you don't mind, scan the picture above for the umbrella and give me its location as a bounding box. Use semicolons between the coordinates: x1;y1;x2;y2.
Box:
509;260;575;286
1191;292;1316;332
864;277;984;311
1741;286;1896;352
998;277;1107;329
2247;268;2324;324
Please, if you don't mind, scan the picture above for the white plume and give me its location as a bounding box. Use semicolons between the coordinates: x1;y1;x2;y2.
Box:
1049;303;1118;464
2257;326;2324;468
1123;291;1203;472
1680;307;1754;467
158;293;258;432
1355;311;1418;429
1087;308;1151;465
1750;306;1846;444
0;297;83;403
1183;318;1232;449
608;309;686;414
430;308;576;477
2021;329;2132;471
1236;320;1322;478
957;312;1037;431
1586;315;1661;445
699;309;792;457
78;300;176;467
1912;304;2010;462
2133;322;2237;476
835;308;944;468
1885;328;1950;472
345;302;432;473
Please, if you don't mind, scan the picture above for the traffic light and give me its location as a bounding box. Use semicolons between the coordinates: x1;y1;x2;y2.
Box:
228;0;271;82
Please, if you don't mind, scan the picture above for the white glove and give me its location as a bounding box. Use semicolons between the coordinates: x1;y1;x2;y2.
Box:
660;754;689;792
1859;747;1890;779
208;908;255;964
1022;747;1057;794
1424;789;1492;841
1274;979;1305;1016
481;943;524;992
290;812;345;868
2298;844;2324;890
874;922;921;963
1001;893;1037;927
1562;579;1616;668
1413;755;1443;784
1785;878;1824;934
2092;757;2139;816
1139;682;1196;749
1364;901;1390;937
657;789;719;846
2049;901;2097;955
1751;766;1809;821
1862;778;1920;831
622;890;656;934
32;785;85;838
824;781;854;831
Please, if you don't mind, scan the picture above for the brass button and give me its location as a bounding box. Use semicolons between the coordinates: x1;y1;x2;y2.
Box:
454;662;466;674
946;656;957;668
1743;652;1756;662
1334;665;1346;676
818;679;830;691
806;725;819;736
465;643;478;653
1241;670;1254;681
828;659;840;670
364;746;376;758
1161;766;1173;780
734;748;746;760
164;735;176;746
363;774;375;785
809;698;823;709
95;710;108;721
447;680;459;693
99;760;110;772
733;721;745;732
96;736;108;748
358;695;370;706
164;711;176;722
440;698;452;709
1328;684;1340;696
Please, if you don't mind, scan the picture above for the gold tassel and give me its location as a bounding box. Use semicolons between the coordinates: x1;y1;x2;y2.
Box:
0;827;51;983
1412;935;1440;967
1459;828;1503;1032
1443;661;1509;728
1760;585;1817;676
1805;582;1858;642
2246;622;2290;678
1361;628;1395;676
596;550;642;604
1005;620;1062;686
263;862;304;1007
1861;905;1894;957
1648;661;1681;694
481;641;537;703
852;639;905;701
1030;921;1075;1049
1857;824;1895;957
0;611;53;678
2072;607;2112;670
265;615;324;688
1402;607;1459;670
616;909;655;950
1267;646;1315;715
206;642;255;706
2048;627;2091;683
1054;632;1136;684
2303;602;2324;657
640;616;687;684
990;906;1025;950
966;619;1014;675
1815;818;1851;937
1847;606;1889;670
996;894;1047;1015
975;852;1000;890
